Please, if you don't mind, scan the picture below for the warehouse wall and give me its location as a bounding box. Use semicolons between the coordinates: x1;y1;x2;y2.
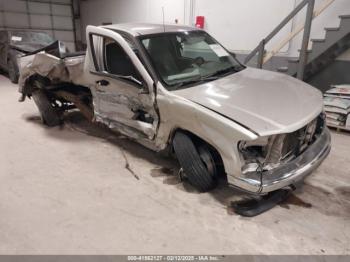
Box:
80;0;350;57
192;0;294;52
80;0;188;32
80;0;294;52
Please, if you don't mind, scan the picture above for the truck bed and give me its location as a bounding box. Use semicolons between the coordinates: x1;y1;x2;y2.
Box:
18;50;87;91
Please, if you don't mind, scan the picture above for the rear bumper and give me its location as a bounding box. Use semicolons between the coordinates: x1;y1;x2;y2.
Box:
229;127;331;194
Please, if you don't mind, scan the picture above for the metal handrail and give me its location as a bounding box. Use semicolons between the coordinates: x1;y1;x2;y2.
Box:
244;0;315;79
263;0;335;65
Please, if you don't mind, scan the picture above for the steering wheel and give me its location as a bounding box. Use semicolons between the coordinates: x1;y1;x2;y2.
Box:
193;56;206;66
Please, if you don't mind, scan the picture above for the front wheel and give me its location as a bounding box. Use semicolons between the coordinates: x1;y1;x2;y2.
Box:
173;132;218;192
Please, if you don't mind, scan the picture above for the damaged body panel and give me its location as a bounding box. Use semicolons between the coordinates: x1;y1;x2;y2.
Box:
0;30;62;83
173;67;323;137
18;23;331;195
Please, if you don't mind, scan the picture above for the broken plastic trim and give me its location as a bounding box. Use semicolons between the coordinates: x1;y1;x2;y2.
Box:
231;188;292;217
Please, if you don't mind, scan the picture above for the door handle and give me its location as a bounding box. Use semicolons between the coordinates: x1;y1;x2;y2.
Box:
96;79;109;86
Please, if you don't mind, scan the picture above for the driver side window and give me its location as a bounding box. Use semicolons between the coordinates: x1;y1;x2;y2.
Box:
89;33;142;86
103;37;142;81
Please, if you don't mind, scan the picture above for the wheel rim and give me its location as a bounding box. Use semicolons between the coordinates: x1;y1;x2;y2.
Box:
198;146;217;178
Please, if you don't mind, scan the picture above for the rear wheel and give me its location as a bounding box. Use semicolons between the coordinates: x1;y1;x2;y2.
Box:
32;89;61;127
173;132;218;192
8;59;18;84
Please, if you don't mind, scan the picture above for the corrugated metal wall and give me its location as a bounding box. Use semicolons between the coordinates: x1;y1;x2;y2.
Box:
0;0;76;51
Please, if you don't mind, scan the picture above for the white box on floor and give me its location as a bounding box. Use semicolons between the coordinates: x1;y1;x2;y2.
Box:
346;114;350;128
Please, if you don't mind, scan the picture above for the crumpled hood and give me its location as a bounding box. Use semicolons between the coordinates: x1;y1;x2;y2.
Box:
10;43;49;53
173;67;323;136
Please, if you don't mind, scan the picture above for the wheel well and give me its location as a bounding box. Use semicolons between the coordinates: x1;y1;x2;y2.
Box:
23;74;92;96
22;74;50;95
7;55;13;63
170;128;226;177
24;74;94;120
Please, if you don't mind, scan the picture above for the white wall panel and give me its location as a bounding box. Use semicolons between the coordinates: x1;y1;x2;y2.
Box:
52;4;72;16
81;0;292;52
194;0;295;52
146;0;186;24
3;13;29;28
80;0;186;30
53;16;73;29
30;14;52;28
2;1;26;12
28;2;50;14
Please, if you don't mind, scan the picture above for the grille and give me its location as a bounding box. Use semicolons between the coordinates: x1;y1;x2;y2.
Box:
264;115;323;168
239;114;325;173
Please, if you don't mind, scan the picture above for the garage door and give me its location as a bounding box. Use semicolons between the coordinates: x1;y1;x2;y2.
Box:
0;0;76;51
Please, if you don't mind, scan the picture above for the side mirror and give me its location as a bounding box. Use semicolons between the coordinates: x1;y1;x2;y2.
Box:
128;76;143;87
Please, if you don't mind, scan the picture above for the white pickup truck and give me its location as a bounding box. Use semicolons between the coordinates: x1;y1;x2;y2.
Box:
18;23;331;196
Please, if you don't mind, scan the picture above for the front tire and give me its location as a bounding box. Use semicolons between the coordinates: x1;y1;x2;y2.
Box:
32;89;61;127
173;132;218;192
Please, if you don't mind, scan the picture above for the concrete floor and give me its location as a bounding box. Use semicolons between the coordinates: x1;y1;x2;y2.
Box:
0;75;349;254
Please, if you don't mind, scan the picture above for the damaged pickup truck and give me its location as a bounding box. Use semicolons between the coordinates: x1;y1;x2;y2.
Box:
18;23;331;196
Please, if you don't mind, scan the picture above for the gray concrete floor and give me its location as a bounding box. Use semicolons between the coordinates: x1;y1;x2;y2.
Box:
0;75;349;254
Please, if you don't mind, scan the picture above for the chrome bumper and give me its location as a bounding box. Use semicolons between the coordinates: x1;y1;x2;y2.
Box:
229;127;331;194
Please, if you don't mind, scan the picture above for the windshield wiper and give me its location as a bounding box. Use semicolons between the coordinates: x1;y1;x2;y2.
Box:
169;66;241;90
203;66;240;79
170;75;220;89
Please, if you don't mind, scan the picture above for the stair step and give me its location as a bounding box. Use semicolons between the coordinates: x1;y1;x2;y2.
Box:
311;38;326;43
325;27;340;31
277;67;288;72
270;14;350;78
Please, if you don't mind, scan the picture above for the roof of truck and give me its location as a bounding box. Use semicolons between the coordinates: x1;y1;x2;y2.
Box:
102;23;200;36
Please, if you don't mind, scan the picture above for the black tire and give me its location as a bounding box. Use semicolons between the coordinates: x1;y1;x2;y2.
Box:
8;59;18;84
173;132;218;192
32;89;61;127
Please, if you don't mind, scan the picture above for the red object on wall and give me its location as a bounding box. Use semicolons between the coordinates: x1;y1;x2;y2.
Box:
195;16;205;29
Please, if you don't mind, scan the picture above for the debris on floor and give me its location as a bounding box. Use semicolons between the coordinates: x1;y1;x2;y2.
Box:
229;189;292;217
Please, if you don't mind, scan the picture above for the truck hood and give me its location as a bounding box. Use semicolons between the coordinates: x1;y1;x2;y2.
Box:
173;67;323;136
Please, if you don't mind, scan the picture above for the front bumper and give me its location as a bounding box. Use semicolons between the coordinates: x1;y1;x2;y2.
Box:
229;127;331;194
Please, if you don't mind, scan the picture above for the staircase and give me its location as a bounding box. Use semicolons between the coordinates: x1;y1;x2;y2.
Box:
244;0;350;82
277;15;350;80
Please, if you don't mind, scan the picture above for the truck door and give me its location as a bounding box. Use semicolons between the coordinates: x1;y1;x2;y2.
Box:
86;26;158;140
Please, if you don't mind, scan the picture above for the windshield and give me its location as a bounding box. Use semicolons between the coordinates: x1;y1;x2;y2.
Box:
10;31;54;46
140;31;244;90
